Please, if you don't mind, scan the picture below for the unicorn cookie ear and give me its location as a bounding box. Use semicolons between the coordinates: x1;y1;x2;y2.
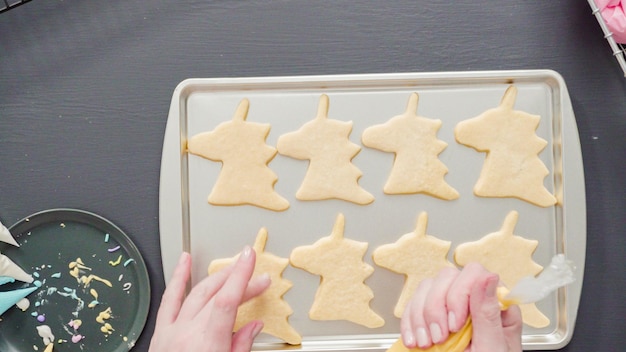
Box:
499;85;518;109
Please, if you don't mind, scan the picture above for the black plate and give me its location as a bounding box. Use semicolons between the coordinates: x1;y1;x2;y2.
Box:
0;209;150;351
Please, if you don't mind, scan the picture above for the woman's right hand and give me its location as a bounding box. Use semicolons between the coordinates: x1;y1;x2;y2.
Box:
400;262;523;351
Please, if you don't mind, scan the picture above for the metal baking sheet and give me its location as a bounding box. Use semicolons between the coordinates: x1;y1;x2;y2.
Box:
158;70;585;351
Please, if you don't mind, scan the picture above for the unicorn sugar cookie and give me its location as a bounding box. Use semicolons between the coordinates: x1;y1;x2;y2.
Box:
208;228;301;345
372;212;455;318
187;98;289;212
277;94;374;205
454;86;556;207
454;211;550;328
290;213;384;328
362;93;459;200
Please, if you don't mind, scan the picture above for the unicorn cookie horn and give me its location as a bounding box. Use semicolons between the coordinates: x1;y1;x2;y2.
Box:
499;85;517;109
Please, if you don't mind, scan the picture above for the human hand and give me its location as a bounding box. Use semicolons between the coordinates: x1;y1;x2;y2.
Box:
400;263;522;351
150;247;271;352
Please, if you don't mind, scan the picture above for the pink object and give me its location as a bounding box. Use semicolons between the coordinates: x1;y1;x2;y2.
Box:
71;334;83;343
597;0;626;43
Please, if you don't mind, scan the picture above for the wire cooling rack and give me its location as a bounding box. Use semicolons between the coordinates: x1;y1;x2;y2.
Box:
0;0;32;14
588;0;626;77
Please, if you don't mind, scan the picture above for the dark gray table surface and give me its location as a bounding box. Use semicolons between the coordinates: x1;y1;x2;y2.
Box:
1;1;625;351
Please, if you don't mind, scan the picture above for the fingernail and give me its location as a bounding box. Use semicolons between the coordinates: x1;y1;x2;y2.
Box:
259;273;271;283
242;245;252;260
448;311;457;332
486;275;498;298
416;327;429;348
178;252;189;265
429;323;442;343
402;329;416;348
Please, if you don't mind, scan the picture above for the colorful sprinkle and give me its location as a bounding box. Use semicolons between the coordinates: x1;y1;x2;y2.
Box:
79;274;112;288
36;325;55;346
71;334;83;343
123;258;135;267
69;258;92;270
33;272;40;278
68;319;82;329
104;233;110;243
88;292;100;308
33;280;42;287
37;314;46;323
107;245;121;253
109;255;123;266
123;283;132;291
101;323;114;335
50;272;62;279
96;307;112;324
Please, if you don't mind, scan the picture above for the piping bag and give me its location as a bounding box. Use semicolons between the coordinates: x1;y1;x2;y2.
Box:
387;254;576;352
596;0;626;44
